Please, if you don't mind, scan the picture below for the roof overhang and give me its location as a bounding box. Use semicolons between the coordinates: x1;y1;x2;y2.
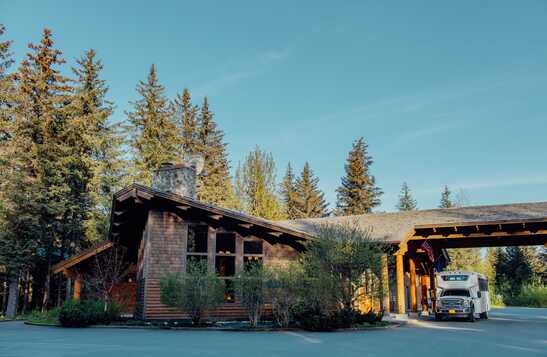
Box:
52;241;113;275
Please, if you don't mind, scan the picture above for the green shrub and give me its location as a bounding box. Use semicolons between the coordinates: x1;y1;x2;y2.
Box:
235;262;266;328
291;303;337;331
160;259;225;325
21;308;60;324
59;299;122;327
506;285;547;308
265;263;303;328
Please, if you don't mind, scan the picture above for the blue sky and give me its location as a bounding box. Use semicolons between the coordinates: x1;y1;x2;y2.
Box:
3;1;547;212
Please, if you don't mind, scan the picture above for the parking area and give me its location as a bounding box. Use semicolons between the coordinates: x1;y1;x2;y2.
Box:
1;307;546;357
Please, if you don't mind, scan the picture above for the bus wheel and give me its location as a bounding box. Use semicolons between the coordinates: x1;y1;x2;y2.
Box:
468;307;475;322
480;311;488;320
435;313;443;321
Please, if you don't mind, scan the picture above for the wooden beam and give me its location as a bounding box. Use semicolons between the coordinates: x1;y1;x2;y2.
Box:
176;205;190;211
396;254;406;314
208;214;223;220
411;230;547;240
381;255;390;313
409;257;417;312
113;210;127;216
268;231;283;237
238;223;253;229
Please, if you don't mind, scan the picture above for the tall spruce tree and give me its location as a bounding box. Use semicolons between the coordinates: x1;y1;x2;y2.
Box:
71;49;125;242
439;185;454;208
295;162;328;218
126;65;178;185
8;28;73;310
281;163;300;219
234;147;285;220
335;137;382;215
196;96;235;207
174;88;199;155
396;182;417;211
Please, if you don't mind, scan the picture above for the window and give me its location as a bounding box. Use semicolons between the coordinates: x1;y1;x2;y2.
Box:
216;233;236;254
186;255;207;272
244;240;263;255
243;239;263;271
441;289;470;297
441;275;469;282
479;278;489;291
215;256;235;277
187;225;208;253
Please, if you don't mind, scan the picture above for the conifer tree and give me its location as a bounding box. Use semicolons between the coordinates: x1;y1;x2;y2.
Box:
446;249;482;272
281;163;300;219
173;88;199;155
335;137;382;215
71;49;125;242
439;185;454;209
0;24;14;146
295;162;328;218
235;147;285;220
126;65;178;185
196;96;235;207
4;28;73;310
396;182;417;211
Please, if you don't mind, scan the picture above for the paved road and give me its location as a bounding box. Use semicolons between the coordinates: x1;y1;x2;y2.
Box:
1;307;546;357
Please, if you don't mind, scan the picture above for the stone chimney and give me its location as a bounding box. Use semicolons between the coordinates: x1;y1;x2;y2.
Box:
152;156;204;199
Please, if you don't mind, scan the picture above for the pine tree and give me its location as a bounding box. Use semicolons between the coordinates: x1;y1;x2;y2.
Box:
295;162;328;218
195;96;235;207
234;147;285;220
439;185;454;209
335;137;382;215
281;163;300;219
0;24;14;145
71;49;125;242
495;247;534;297
396;182;417;211
446;249;482;271
174;88;199;155
126;64;178;185
5;28;73;311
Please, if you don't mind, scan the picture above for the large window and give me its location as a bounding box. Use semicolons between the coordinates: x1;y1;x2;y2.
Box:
216;233;236;302
186;225;208;273
243;239;263;271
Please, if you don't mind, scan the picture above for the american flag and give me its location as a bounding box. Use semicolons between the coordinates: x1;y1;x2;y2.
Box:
421;240;434;262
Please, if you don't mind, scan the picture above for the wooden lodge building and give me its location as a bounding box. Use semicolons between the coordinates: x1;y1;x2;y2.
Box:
53;161;547;320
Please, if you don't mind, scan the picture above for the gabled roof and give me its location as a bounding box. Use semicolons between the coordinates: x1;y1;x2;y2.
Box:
111;183;312;241
52;241;113;274
279;202;547;243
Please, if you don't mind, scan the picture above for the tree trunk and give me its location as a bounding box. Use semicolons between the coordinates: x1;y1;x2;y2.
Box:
41;255;52;311
6;272;20;319
21;270;30;314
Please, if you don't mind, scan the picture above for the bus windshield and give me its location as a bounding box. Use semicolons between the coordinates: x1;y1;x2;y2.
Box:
442;289;470;297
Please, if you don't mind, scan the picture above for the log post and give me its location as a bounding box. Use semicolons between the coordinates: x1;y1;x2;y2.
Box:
409;257;417;312
420;275;429;312
73;277;82;300
381;254;390;313
396;254;406;314
429;269;437;312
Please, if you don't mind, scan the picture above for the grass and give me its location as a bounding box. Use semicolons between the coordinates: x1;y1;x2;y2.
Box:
19;308;60;325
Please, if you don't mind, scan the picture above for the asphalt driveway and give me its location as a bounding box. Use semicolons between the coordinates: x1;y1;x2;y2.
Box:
1;307;545;357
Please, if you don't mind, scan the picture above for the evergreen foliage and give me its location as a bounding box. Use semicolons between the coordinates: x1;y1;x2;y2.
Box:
126;64;178;185
295;162;328;218
335;137;382;215
195;97;236;207
174;88;199;155
234;147;285;220
445;249;482;272
70;49;125;243
439;185;454;208
396;182;417;211
281;163;301;219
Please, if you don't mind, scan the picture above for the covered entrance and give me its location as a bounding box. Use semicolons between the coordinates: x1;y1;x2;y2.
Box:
394;218;547;314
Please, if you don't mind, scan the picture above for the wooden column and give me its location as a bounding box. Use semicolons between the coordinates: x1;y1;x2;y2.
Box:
207;227;216;273
396;254;406;314
73;278;82;300
381;254;390;313
420;275;429;312
429;269;437;312
409;257;417;312
65;277;72;300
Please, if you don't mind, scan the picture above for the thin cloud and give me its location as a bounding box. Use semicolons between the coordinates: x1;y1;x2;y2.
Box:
194;47;291;95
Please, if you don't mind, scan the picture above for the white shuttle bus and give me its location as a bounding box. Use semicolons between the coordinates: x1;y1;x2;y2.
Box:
435;271;490;322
